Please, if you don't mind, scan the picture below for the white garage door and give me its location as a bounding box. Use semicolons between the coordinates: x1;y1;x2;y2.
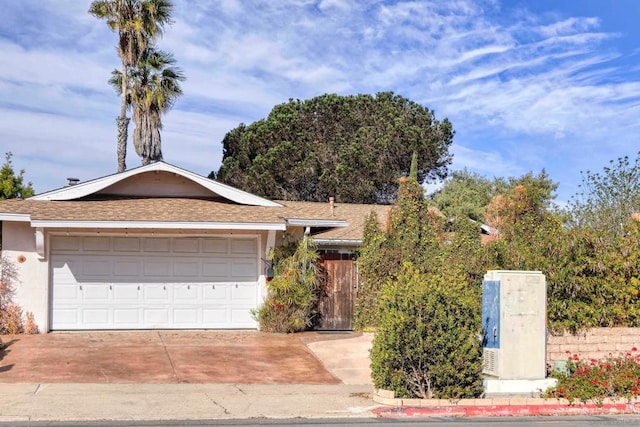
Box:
50;236;259;330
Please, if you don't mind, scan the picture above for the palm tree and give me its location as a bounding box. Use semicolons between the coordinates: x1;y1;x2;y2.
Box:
110;48;185;165
89;0;173;172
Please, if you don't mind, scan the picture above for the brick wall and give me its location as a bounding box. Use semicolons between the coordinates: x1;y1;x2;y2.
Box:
547;328;640;363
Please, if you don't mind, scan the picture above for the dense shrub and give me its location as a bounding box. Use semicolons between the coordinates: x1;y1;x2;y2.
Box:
371;264;483;399
355;177;442;330
253;236;322;332
545;349;640;404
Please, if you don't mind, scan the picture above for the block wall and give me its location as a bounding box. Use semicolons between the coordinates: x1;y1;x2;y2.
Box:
547;328;640;363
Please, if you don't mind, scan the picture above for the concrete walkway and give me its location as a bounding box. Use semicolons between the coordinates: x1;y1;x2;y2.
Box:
306;332;373;385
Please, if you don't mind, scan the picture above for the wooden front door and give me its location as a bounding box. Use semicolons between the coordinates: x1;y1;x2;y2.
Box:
316;253;357;330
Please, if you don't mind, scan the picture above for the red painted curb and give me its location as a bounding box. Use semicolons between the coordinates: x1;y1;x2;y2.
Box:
373;403;640;418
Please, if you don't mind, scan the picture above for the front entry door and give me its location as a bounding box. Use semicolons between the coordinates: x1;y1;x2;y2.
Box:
316;253;357;330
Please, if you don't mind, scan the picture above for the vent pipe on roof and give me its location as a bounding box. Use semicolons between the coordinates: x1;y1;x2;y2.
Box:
66;177;80;186
329;197;335;217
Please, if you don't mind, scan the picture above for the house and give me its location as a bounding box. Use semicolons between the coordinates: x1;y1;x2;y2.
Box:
0;162;387;332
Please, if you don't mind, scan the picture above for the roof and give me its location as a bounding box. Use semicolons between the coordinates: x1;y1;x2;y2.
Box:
0;162;390;243
0;197;389;239
31;161;281;207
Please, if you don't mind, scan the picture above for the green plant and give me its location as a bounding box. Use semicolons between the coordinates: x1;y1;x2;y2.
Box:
370;263;483;399
545;348;640;404
253;236;321;332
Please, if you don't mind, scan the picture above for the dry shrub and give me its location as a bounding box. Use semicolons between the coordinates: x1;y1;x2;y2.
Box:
24;311;39;334
2;303;24;335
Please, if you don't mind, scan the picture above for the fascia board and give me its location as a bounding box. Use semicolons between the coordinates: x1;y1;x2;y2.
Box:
313;239;362;246
30;220;287;231
0;213;31;222
30;162;282;207
285;218;348;227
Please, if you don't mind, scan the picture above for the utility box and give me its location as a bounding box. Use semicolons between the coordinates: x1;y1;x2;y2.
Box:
482;270;547;380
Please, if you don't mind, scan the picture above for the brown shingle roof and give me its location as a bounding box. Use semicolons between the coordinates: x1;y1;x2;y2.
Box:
0;198;391;241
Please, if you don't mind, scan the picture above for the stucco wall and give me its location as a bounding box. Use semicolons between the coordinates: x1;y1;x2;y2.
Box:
2;221;49;331
547;328;640;363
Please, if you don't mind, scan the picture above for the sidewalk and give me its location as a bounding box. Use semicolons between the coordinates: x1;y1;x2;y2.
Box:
0;383;378;422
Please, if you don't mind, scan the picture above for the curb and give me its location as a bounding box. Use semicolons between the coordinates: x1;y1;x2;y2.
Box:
372;389;640;418
374;402;640;418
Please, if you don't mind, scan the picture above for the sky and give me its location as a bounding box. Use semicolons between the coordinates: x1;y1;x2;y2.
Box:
1;0;639;204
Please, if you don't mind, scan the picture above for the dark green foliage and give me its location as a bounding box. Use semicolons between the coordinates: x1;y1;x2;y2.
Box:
216;92;454;204
371;264;483;399
253;236;322;332
431;169;496;222
0;153;34;200
354;178;442;329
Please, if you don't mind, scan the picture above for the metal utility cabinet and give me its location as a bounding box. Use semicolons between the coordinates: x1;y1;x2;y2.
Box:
482;270;547;380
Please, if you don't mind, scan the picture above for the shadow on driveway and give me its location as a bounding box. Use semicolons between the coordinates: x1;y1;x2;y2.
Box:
0;330;341;384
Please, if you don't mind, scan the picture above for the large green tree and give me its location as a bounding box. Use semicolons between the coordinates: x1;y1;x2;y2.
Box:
0;152;34;200
89;0;173;172
110;48;185;165
215;92;454;204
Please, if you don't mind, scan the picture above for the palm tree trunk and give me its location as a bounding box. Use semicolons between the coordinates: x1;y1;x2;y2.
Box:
116;65;129;173
116;115;129;172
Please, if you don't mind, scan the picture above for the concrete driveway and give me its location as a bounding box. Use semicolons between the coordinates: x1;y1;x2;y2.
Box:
0;330;361;384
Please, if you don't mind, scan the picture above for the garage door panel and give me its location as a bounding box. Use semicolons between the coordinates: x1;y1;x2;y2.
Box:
202;262;228;278
143;284;169;300
203;238;227;253
173;238;199;253
174;308;198;325
83;308;109;325
53;308;78;325
173;261;200;277
231;239;258;254
51;236;81;251
83;236;110;251
174;284;198;301
113;260;140;276
113;284;139;300
114;308;140;325
203;284;229;302
230;309;255;326
82;284;110;300
143;238;170;252
51;236;259;330
203;308;227;325
54;283;79;300
144;308;169;325
231;284;258;302
231;260;257;280
113;237;141;252
82;259;111;277
143;261;170;277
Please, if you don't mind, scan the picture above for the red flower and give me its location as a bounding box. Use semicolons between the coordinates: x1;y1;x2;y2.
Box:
633;347;638;352
573;354;580;360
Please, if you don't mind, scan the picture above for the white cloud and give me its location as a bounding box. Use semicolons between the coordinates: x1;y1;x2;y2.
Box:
0;0;639;202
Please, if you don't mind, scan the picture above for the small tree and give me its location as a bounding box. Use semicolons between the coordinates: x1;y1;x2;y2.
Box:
568;153;640;238
253;236;322;332
371;263;483;398
1;152;34;200
354;177;441;329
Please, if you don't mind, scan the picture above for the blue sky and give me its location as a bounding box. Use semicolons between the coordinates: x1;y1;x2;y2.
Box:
1;0;639;204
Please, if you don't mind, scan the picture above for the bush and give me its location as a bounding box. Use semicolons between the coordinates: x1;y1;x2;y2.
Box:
545;349;640;404
253;236;321;332
0;254;39;334
371;264;483;399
